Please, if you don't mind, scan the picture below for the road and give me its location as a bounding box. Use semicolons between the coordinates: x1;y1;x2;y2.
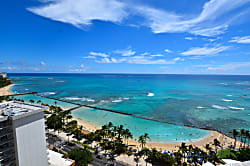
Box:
47;133;128;166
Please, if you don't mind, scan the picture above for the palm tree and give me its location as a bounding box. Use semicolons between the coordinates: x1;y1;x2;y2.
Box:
66;114;73;123
243;130;249;149
248;134;250;148
117;125;124;141
213;139;220;153
29;99;35;103
205;144;211;154
240;129;245;148
231;129;239;149
138;135;146;148
144;133;150;145
123;129;133;145
138;133;150;149
179;143;187;163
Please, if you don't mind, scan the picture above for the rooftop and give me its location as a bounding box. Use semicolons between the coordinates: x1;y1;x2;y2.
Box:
0;101;48;121
48;149;74;166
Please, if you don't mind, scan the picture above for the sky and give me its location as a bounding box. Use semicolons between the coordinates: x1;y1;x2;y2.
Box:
1;0;250;74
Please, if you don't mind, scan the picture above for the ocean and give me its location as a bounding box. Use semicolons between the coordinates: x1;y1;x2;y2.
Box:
9;73;250;142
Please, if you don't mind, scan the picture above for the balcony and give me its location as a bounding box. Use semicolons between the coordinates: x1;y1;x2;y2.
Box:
0;126;12;137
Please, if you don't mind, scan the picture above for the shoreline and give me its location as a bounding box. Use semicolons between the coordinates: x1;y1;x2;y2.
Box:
72;116;240;151
4;84;241;151
0;84;14;96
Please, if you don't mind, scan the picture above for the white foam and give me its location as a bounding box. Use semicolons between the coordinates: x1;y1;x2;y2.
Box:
63;97;80;101
227;95;233;97
48;78;54;80
25;89;29;91
222;99;233;102
196;106;204;109
212;105;227;110
123;97;129;100
147;93;154;97
229;106;244;110
42;92;56;96
219;83;228;86
112;99;122;103
235;81;250;85
63;97;95;102
56;80;65;83
86;99;95;102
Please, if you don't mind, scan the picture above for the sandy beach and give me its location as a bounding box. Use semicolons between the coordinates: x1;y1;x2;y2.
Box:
0;84;14;96
72;116;240;152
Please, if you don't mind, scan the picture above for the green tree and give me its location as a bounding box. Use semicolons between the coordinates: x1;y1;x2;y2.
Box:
123;128;133;145
213;138;221;153
47;114;63;133
29;99;35;103
68;148;93;166
243;130;249;149
231;129;239;149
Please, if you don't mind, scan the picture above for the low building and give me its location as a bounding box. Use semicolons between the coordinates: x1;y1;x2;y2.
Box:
0;101;49;166
48;149;75;166
0;73;7;79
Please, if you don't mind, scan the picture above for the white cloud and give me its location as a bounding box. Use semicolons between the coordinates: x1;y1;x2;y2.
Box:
28;0;128;27
173;57;184;61
27;0;250;36
113;48;136;56
181;46;229;56
69;64;87;72
95;57;126;63
89;52;109;58
40;61;46;66
82;56;96;59
193;64;210;67
141;52;150;56
134;0;249;36
229;36;250;44
207;62;250;71
127;56;182;65
185;37;194;40
150;54;164;57
0;67;17;71
164;49;172;53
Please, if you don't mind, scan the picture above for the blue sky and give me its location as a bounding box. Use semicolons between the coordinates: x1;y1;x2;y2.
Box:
1;0;250;74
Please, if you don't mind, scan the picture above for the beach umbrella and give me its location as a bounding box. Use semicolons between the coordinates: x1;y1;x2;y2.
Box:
170;152;173;155
163;150;167;154
187;158;191;162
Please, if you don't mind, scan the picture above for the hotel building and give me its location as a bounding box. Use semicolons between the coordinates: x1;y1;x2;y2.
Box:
0;101;48;166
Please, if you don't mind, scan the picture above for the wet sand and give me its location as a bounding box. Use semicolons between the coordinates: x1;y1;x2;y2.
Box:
0;84;14;96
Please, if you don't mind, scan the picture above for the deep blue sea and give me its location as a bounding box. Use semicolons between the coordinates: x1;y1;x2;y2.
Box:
9;73;250;142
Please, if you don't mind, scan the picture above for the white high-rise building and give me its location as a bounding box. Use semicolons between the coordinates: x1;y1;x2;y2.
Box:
0;101;48;166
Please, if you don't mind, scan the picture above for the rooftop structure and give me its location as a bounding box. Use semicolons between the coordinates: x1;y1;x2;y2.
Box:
47;149;75;166
0;73;7;79
0;101;49;166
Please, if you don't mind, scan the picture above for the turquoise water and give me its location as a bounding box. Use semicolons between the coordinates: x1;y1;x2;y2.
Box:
9;74;250;142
